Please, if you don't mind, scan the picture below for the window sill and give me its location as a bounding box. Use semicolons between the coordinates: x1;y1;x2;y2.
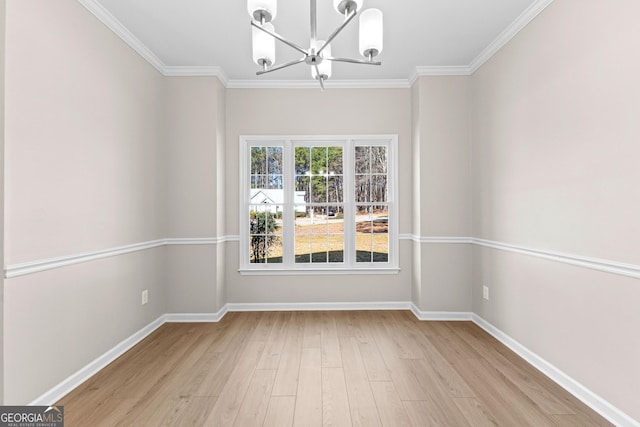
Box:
238;267;400;276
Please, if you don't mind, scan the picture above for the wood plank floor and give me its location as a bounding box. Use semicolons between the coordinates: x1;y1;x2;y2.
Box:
58;311;611;426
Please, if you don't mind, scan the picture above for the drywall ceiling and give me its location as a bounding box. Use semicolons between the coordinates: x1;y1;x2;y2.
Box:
86;0;548;84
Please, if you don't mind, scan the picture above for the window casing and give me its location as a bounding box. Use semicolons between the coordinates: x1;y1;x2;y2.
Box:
240;135;398;274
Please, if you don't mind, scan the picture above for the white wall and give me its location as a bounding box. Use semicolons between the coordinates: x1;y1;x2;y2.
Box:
225;88;413;304
3;0;166;404
411;77;473;312
471;0;640;420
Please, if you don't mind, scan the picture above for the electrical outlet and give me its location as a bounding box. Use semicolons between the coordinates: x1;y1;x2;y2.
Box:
483;286;489;300
141;290;148;305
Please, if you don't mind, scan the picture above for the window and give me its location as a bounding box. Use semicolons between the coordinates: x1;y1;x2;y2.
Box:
240;136;398;274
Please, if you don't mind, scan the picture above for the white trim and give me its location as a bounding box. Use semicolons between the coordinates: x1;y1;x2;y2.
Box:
5;240;166;278
164;237;224;245
238;267;400;276
76;0;166;74
28;315;166;406
5;237;235;278
8;235;639;281
472;315;640;427
162;66;229;86
474;238;640;280
409;66;472;86
227;79;410;89
165;305;229;323
227;301;411;312
411;235;473;244
469;0;555;73
410;303;473;321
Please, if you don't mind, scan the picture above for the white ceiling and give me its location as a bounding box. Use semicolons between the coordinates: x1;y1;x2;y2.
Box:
84;0;550;85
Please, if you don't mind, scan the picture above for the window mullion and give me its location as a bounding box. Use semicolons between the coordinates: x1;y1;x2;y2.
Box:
240;140;249;269
343;139;355;267
283;140;295;265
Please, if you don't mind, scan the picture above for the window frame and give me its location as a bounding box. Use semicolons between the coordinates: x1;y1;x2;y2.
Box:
239;135;399;275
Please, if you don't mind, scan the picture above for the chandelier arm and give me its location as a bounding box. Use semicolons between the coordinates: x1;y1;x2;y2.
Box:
251;20;309;56
256;57;306;75
317;9;357;56
324;56;382;66
314;64;325;91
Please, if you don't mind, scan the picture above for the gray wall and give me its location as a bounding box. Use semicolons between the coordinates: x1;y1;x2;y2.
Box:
163;77;226;313
3;0;166;404
471;0;640;420
411;77;473;312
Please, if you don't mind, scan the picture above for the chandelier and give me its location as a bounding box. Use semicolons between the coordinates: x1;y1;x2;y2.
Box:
248;0;384;89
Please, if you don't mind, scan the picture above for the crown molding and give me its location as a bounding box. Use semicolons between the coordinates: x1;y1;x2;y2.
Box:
76;0;166;74
409;66;472;86
226;78;411;89
162;66;230;86
469;0;555;73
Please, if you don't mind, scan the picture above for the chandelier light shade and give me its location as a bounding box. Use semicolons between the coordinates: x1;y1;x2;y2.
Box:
311;41;332;80
252;22;276;67
333;0;363;15
247;0;277;22
248;0;383;89
359;8;383;59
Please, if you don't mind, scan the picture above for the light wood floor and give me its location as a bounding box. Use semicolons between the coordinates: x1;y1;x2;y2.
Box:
58;311;611;426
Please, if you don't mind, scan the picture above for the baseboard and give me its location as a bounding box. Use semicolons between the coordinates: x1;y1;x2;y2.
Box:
28;315;166;406
409;303;473;321
227;301;412;312
165;305;229;322
471;314;639;427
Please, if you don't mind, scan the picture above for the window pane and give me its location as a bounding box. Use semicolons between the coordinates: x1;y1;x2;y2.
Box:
356;233;372;262
311;176;327;203
268;209;283;236
355;175;370;203
328;227;344;262
371;175;387;203
372;230;389;263
251;147;267;174
328;146;343;174
268;175;283;190
355;146;370;173
328;176;343;203
267;147;283;175
295;234;311;263
251;175;266;189
311;238;328;263
296;175;310;193
370;146;387;173
295;147;310;175
311;147;328;174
